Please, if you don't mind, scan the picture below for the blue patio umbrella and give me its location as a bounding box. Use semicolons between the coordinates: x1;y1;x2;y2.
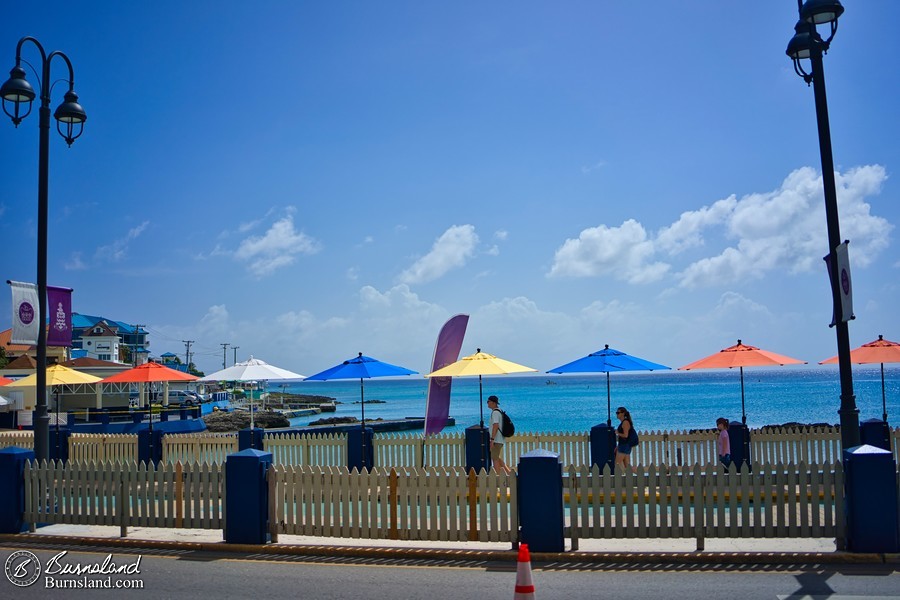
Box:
304;353;418;428
548;345;670;425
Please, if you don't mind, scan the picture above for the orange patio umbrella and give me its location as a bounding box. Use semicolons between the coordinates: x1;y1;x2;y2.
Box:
99;362;198;384
0;376;13;386
820;335;900;421
680;339;806;424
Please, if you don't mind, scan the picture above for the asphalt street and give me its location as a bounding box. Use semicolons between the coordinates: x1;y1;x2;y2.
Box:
2;542;899;600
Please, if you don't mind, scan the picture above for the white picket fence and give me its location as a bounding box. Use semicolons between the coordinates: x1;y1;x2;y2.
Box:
162;432;238;464
22;460;225;535
264;432;346;466
13;456;877;547
3;426;896;469
565;461;846;549
0;430;33;450
269;465;517;542
68;433;139;463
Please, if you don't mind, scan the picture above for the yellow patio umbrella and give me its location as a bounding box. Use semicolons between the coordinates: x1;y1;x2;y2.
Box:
5;364;103;388
5;364;103;457
425;348;536;427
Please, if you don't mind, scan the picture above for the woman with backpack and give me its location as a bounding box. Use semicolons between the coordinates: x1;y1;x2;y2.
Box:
487;395;512;474
614;406;636;470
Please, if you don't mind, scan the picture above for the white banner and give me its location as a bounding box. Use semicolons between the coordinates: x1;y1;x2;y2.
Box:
9;281;39;345
835;241;854;323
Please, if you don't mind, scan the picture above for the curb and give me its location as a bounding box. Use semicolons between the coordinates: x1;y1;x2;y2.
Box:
0;534;892;566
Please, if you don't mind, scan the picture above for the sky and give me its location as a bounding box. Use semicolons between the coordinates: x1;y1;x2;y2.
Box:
1;1;898;378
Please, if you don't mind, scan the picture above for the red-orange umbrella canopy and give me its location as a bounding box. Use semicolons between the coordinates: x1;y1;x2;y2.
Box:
819;335;900;365
681;340;806;370
0;376;13;386
820;335;900;421
99;362;198;384
680;340;806;424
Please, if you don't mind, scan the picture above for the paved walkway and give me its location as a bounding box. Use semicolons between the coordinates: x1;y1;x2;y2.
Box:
3;524;893;565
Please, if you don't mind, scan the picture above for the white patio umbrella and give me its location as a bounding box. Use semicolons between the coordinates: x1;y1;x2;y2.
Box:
200;357;306;428
0;395;13;412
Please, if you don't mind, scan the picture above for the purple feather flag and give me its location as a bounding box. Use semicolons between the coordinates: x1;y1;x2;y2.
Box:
424;314;469;436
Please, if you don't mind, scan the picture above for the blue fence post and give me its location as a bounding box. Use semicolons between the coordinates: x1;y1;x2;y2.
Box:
728;421;751;471
844;444;899;553
589;424;616;471
137;428;163;466
517;449;565;552
860;418;891;452
238;427;264;451
0;447;34;533
465;425;491;473
347;426;374;471
225;449;273;544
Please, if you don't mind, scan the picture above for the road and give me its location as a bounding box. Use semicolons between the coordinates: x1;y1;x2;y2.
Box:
2;543;898;600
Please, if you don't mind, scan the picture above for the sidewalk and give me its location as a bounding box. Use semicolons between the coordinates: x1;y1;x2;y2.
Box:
3;524;893;565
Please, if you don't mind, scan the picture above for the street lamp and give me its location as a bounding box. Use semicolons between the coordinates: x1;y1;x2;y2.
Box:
2;37;87;462
786;0;859;449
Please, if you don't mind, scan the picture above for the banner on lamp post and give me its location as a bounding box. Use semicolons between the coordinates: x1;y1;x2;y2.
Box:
825;240;854;326
47;286;74;347
8;280;39;345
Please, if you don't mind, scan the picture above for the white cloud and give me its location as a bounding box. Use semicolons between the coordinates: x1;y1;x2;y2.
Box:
548;219;670;284
677;166;891;287
64;252;87;271
234;214;321;277
581;160;606;174
656;196;738;255
494;230;508;241
398;224;479;284
95;221;150;262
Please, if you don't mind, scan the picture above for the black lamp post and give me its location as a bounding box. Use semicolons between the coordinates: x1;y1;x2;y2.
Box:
1;37;87;462
786;0;859;449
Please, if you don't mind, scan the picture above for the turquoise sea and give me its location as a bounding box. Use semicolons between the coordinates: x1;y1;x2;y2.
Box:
280;366;900;434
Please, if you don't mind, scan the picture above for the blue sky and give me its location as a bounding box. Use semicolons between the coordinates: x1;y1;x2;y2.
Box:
2;1;898;377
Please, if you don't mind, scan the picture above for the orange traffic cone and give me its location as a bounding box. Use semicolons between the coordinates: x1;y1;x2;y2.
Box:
514;543;535;599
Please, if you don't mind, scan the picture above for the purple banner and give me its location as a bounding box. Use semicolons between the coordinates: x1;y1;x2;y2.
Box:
424;314;469;436
47;286;73;347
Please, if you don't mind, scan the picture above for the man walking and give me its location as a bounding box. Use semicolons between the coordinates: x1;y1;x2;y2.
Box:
487;395;512;474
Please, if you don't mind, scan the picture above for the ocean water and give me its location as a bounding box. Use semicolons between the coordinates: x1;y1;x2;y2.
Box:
280;366;900;434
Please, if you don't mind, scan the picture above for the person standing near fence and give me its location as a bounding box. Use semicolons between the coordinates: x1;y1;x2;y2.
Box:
614;406;634;470
716;417;731;470
487;395;512;475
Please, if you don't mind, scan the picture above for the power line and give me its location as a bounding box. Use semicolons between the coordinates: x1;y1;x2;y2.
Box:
220;343;229;369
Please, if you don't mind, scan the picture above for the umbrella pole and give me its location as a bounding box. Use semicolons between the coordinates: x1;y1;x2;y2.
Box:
360;378;367;470
55;388;60;461
881;362;888;422
479;374;486;469
606;372;612;426
740;366;747;425
479;375;484;427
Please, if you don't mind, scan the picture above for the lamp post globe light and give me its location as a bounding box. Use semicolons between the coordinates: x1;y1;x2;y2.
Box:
1;37;87;462
785;1;859;450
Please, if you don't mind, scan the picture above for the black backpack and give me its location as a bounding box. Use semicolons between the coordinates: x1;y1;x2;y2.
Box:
628;426;639;447
497;409;515;438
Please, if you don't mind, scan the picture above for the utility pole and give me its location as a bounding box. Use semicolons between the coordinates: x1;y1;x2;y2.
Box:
182;339;194;368
232;346;240;365
131;324;145;366
221;343;229;369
